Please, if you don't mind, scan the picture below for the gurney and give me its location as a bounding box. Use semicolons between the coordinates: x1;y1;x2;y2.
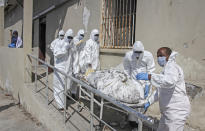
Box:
78;69;146;121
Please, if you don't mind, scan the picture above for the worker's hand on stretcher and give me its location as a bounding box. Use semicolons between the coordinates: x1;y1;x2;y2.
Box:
136;99;148;107
136;99;150;112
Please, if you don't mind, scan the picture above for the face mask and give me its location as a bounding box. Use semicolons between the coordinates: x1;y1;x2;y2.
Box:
59;35;64;40
157;56;167;67
79;35;84;40
66;36;73;43
67;39;72;43
133;52;141;59
94;35;99;42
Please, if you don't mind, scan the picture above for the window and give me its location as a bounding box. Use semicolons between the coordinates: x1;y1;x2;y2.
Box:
101;0;137;49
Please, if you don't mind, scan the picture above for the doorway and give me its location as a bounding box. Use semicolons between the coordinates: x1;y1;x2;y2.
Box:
39;17;46;61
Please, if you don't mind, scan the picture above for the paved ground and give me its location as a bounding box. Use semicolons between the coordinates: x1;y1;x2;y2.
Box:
0;88;48;131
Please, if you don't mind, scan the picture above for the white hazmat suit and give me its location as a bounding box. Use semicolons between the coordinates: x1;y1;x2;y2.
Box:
50;30;65;65
71;29;85;95
50;30;68;109
64;29;79;94
82;29;100;72
123;41;155;81
16;37;23;48
73;29;85;74
123;41;155;124
148;51;190;131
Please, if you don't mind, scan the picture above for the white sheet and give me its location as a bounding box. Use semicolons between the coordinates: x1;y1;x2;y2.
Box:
86;69;144;104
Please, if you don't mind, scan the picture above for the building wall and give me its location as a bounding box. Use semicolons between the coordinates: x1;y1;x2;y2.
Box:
0;48;24;99
135;0;205;82
4;5;23;46
4;0;205;83
0;6;4;46
32;0;102;64
101;0;205;83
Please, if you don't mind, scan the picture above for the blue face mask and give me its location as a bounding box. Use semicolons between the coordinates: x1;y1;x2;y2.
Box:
157;56;167;67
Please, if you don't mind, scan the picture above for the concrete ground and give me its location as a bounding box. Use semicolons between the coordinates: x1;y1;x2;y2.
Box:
0;88;48;131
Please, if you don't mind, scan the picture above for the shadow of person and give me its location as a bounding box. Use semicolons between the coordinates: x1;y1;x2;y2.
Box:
0;103;16;112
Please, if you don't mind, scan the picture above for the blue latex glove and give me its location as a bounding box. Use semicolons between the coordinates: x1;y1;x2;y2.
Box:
136;73;149;80
144;85;150;99
144;102;150;111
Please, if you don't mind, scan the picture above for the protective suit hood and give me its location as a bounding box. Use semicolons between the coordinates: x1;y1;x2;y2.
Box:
65;29;73;38
77;29;85;37
90;29;99;41
133;41;144;52
64;29;74;42
168;51;178;62
59;30;65;36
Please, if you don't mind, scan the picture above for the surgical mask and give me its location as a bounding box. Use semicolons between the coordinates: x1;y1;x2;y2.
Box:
133;51;143;59
157;56;167;67
79;34;84;40
94;35;99;42
67;39;72;43
67;36;73;43
133;52;141;59
59;35;64;40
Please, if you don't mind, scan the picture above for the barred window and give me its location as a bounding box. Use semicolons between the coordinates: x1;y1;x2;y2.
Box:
101;0;137;49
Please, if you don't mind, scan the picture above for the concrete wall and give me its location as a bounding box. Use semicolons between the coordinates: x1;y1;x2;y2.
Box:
32;0;101;64
0;47;91;131
101;0;205;83
4;5;23;46
134;0;205;82
0;6;4;46
0;48;24;99
4;0;205;83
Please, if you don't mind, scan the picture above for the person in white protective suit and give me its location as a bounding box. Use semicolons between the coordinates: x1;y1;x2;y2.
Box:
50;30;65;53
73;29;85;73
123;41;155;129
51;29;78;110
136;47;190;131
64;29;79;97
82;29;100;73
50;30;65;66
71;29;85;98
50;29;67;110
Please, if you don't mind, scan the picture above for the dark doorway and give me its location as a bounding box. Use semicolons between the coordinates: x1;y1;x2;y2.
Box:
39;17;46;61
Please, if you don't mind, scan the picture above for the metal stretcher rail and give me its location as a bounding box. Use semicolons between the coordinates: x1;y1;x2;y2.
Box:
27;53;155;131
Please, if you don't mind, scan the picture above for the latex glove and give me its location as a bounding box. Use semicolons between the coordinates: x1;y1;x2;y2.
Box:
136;73;149;80
144;85;150;99
144;102;150;111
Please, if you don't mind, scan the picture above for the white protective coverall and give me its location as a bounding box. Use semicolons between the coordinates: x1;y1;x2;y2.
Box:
148;51;190;131
50;30;65;52
82;29;100;72
51;29;77;109
71;29;85;95
50;30;68;109
50;30;65;65
123;41;155;122
73;29;85;74
16;37;23;48
64;29;79;95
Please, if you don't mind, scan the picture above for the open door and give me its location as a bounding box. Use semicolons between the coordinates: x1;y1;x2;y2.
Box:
39;17;46;62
